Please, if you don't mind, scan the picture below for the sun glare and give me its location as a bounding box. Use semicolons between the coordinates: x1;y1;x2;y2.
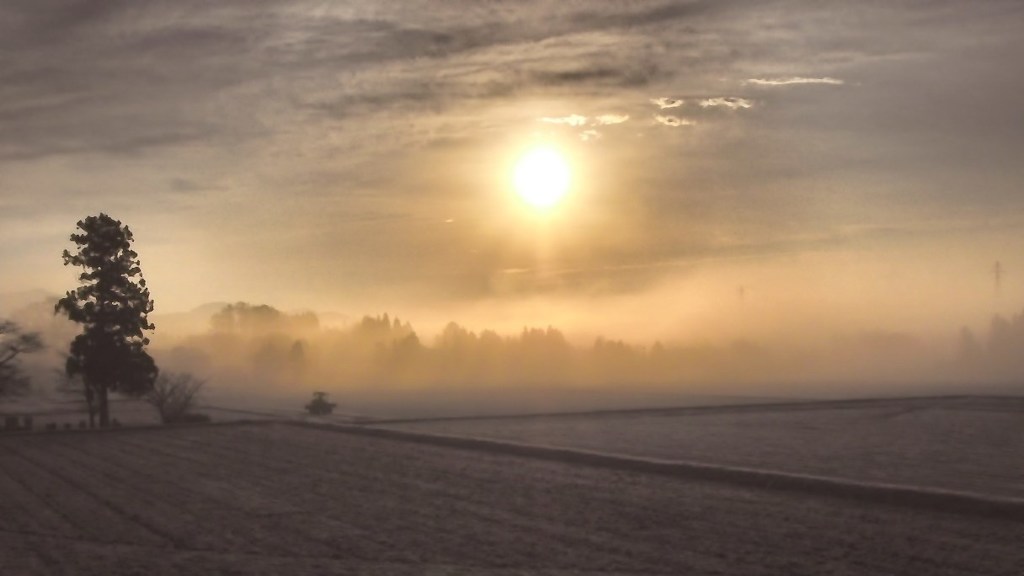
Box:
513;147;570;209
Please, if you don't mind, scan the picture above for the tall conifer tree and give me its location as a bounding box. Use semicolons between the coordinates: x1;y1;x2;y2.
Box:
56;214;157;427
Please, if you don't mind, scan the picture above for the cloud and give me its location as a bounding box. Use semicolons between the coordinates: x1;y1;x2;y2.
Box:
539;114;628;129
650;97;684;109
746;77;845;86
595;114;629;125
699;97;753;110
530;66;656;88
654;115;694;127
540;115;589;127
580;130;601;142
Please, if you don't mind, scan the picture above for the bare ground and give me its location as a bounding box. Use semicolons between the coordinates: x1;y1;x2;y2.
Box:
0;421;1021;575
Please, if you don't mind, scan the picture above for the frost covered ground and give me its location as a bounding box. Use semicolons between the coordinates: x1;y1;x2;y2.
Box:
382;396;1024;499
0;418;1021;575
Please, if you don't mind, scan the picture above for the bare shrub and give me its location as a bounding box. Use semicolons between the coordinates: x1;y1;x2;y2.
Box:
146;372;205;424
0;320;43;396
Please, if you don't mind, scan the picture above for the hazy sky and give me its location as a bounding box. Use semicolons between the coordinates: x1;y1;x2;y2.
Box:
3;0;1024;344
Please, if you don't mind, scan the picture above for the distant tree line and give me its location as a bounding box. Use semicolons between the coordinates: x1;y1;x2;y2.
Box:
160;302;782;392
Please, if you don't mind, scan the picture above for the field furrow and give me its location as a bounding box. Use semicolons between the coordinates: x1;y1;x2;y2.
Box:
35;435;292;554
149;427;771;570
0;450;79;539
3;440;173;547
149;428;630;567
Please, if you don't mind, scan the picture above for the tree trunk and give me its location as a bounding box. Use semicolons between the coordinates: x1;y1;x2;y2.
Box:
84;384;96;429
98;386;110;428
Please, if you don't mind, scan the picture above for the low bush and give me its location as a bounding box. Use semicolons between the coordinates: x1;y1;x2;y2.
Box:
146;372;206;424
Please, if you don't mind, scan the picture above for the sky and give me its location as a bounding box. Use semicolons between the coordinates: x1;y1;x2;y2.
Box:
3;0;1024;349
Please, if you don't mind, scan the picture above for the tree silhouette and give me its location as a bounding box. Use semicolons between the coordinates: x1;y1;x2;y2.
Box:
0;320;43;395
56;214;158;428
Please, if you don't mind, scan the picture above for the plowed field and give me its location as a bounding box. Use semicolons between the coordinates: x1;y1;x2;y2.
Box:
0;422;1020;575
384;396;1024;498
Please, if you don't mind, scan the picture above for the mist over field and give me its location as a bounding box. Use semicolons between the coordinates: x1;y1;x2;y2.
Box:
4;288;1022;417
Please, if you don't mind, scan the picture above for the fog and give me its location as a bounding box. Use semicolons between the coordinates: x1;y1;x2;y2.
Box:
4;279;1022;418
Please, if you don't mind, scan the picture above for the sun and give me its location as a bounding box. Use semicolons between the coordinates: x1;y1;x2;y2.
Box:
513;147;571;209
